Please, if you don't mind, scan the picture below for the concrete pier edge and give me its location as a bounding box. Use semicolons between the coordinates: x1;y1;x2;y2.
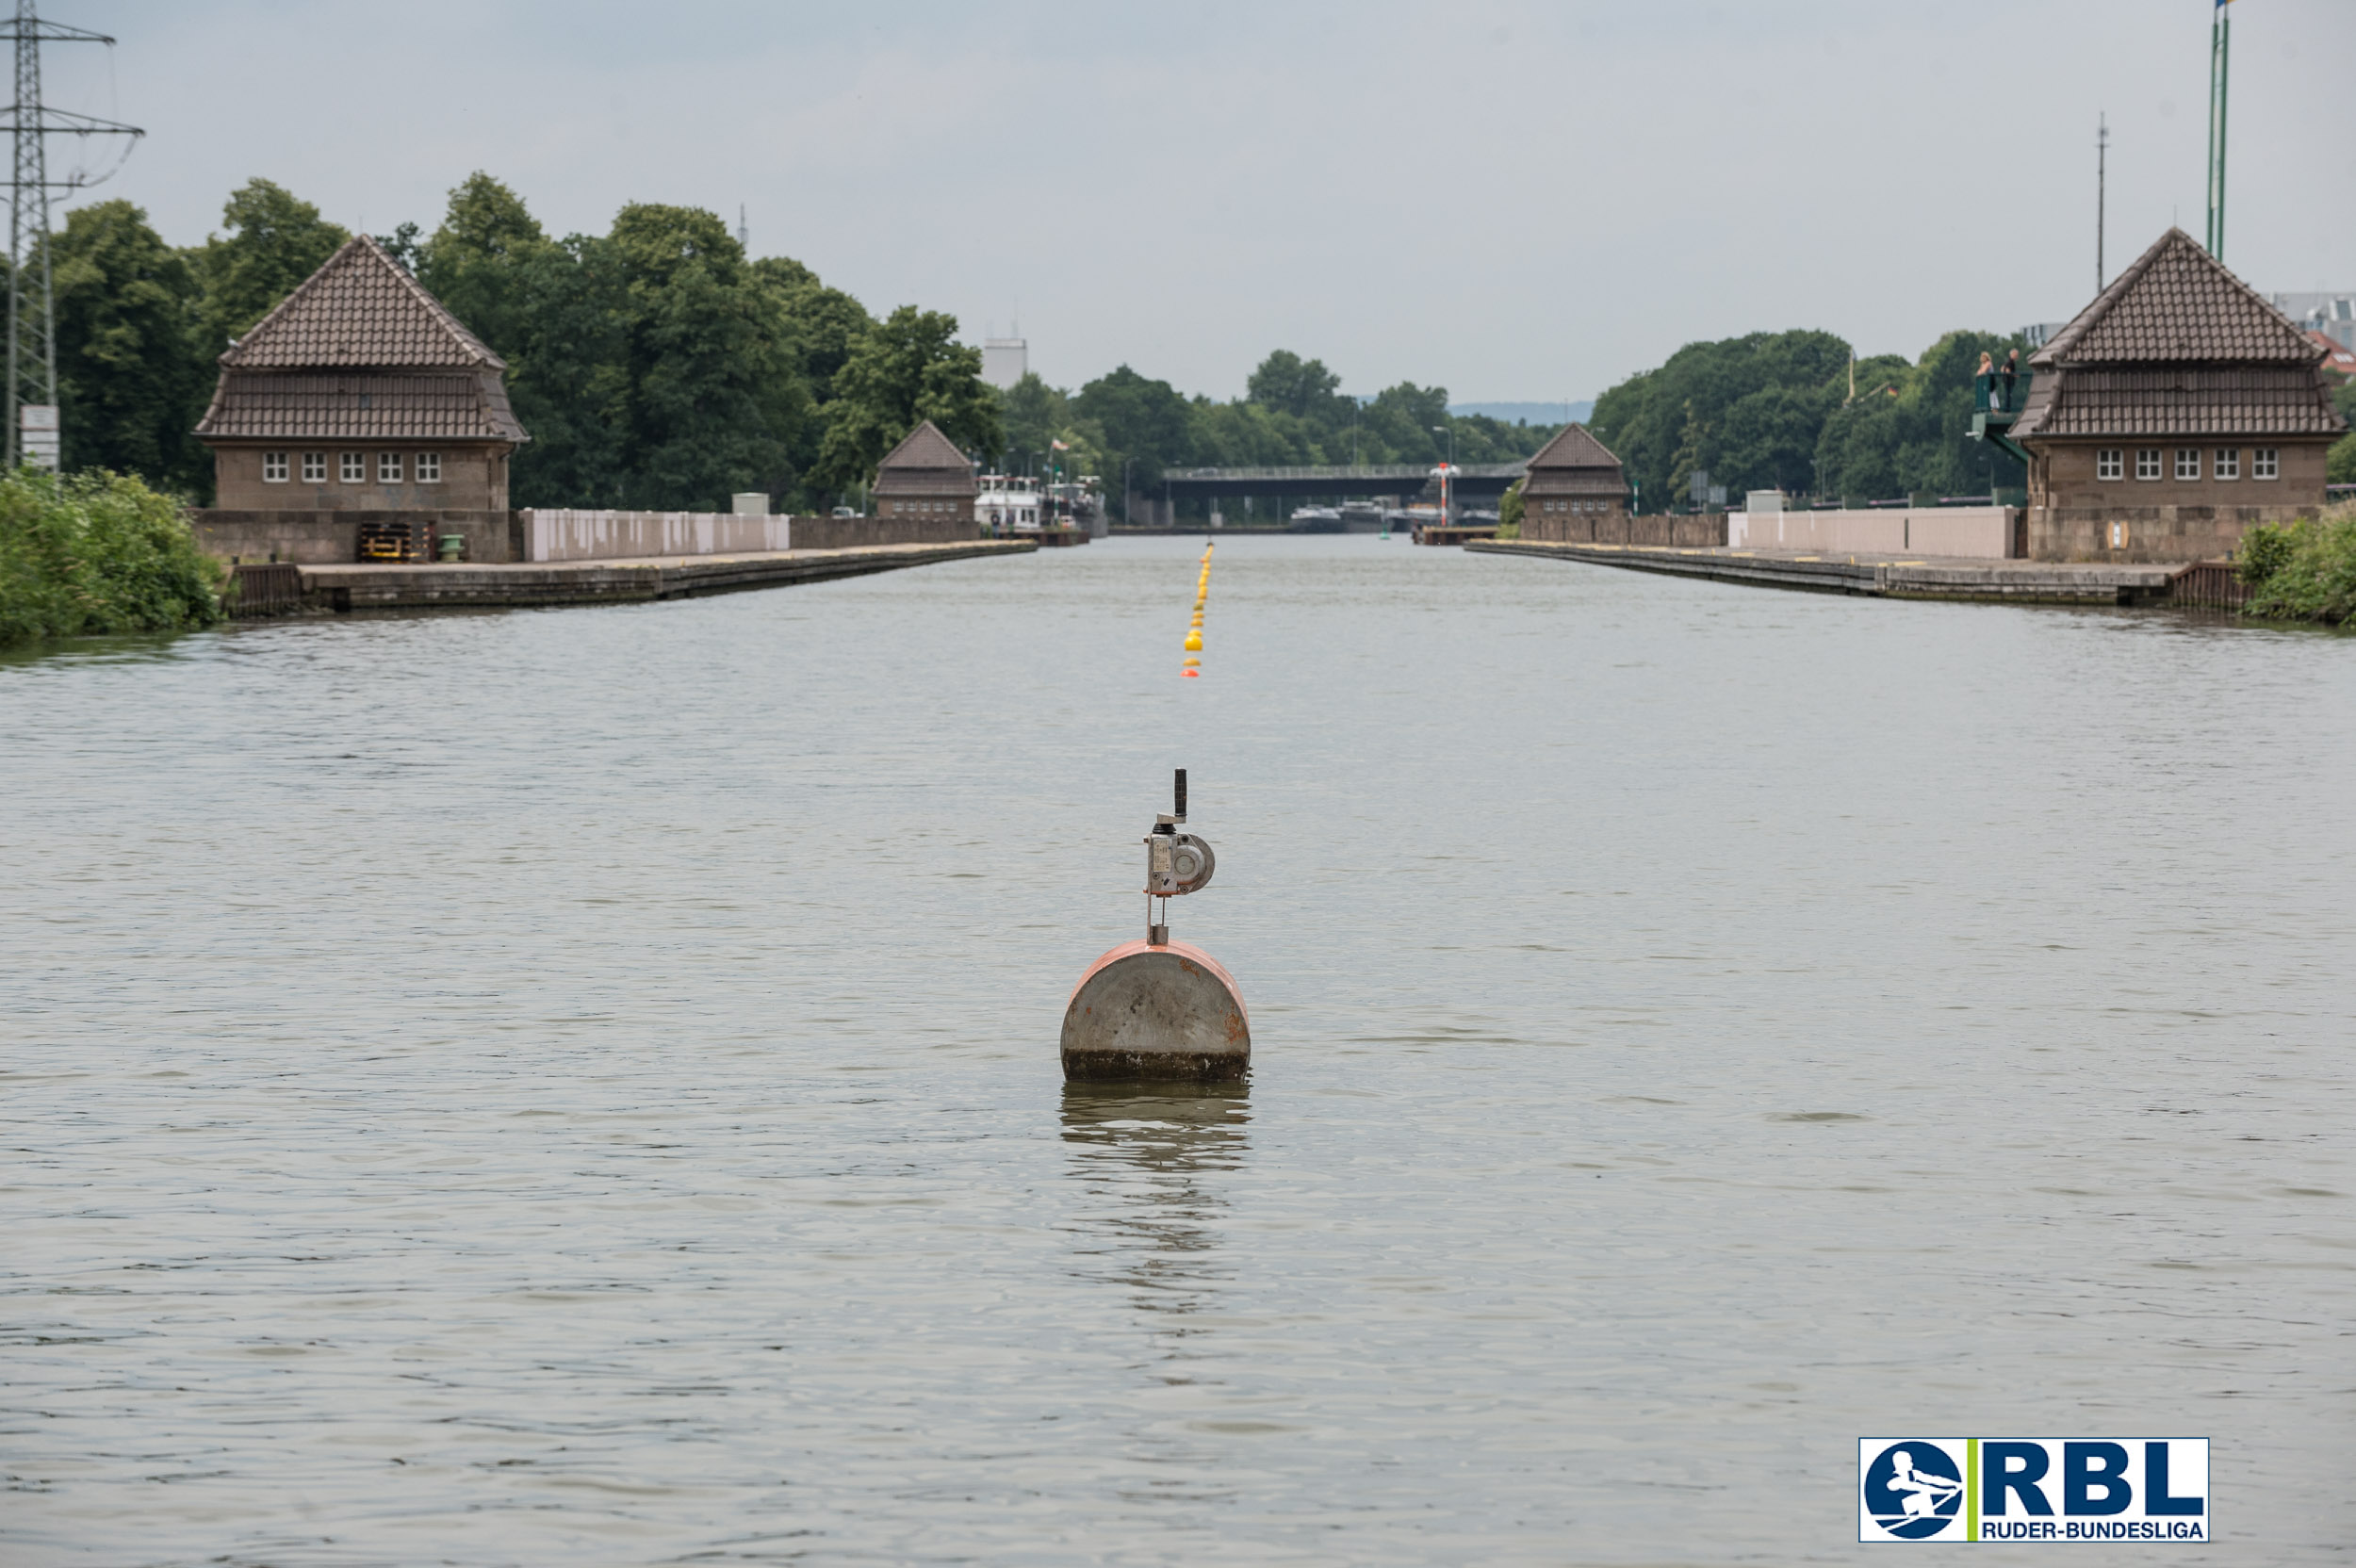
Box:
251;539;1038;616
1467;538;2180;607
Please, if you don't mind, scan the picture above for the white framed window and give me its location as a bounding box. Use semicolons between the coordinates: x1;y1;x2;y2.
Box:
2135;449;2162;481
378;452;402;483
416;451;441;483
2096;449;2123;481
301;451;326;482
2253;448;2279;480
339;451;364;483
261;451;288;482
2214;449;2239;481
2175;448;2201;481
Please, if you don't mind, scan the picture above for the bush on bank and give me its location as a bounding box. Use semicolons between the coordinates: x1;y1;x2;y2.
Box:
0;466;223;646
2237;505;2356;627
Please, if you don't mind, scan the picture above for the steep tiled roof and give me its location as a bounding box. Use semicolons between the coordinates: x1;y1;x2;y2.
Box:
2011;368;2345;439
875;419;973;476
194;369;530;442
1523;422;1623;472
221;236;505;370
2032;229;2320;368
2012;229;2346;443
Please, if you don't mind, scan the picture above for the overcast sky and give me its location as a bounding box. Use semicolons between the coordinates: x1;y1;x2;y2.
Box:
39;0;2356;403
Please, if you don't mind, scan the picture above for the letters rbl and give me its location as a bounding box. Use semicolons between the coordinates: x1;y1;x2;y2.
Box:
1859;1437;2209;1544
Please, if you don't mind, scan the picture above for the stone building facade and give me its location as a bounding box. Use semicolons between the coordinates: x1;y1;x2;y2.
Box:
870;420;979;541
1516;424;1629;542
191;236;531;562
2010;228;2346;563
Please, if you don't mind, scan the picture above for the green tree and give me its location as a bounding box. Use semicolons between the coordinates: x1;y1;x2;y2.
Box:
0;466;222;645
1074;365;1196;504
602;203;807;509
997;370;1067;467
1497;476;1525;536
48;200;209;494
189;179;348;354
1591;330;1848;508
1246;349;1349;426
815;305;998;494
2328;378;2356;484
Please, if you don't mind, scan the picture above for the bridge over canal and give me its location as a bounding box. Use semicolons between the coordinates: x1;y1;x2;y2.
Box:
1155;462;1528;513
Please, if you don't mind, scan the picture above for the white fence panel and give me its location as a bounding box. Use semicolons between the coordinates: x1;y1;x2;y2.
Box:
522;511;792;563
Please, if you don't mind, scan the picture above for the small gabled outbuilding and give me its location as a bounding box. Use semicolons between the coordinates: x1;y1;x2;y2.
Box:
194;236;530;516
871;420;977;538
2010;228;2345;562
1516;424;1628;543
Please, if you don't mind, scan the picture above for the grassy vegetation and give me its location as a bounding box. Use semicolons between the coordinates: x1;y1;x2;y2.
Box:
2237;503;2356;627
0;466;223;647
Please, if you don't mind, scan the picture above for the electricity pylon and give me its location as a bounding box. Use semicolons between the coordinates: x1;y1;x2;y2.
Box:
0;1;140;468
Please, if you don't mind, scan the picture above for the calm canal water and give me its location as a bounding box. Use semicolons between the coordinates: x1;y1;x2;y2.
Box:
4;536;2352;1565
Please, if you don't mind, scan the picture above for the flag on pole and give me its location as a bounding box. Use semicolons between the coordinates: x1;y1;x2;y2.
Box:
1051;439;1070;451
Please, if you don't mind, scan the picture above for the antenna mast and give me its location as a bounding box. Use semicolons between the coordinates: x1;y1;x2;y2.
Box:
2096;111;2107;289
0;1;141;468
2204;0;2231;258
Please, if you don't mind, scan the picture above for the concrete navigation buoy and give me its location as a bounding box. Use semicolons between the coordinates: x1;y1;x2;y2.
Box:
1060;768;1249;1083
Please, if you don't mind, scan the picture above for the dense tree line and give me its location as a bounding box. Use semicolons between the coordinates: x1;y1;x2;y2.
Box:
42;174;998;511
1588;327;2034;510
995;349;1563;519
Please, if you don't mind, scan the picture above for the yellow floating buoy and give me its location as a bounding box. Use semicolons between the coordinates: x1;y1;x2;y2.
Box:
1184;630;1203;651
1182;656;1200;666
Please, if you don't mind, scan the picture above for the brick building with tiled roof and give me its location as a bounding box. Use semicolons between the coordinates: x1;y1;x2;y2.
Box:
2011;228;2345;562
189;237;531;562
870;420;977;537
1515;424;1628;543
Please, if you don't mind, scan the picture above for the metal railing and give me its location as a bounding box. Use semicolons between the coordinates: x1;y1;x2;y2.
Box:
225;562;303;618
2168;560;2249;612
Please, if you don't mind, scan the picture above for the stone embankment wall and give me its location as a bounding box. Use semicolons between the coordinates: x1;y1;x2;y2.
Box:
783;514;978;551
1727;507;2015;559
1526;514;1728;547
193;509;520;564
191;509;978;564
2026;504;2315;564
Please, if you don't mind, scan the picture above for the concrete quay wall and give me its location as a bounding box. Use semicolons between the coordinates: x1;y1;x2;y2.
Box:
1470;539;2176;605
292;540;1035;614
194;508;980;566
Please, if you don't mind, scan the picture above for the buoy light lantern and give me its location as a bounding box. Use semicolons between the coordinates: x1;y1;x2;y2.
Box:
1059;768;1250;1083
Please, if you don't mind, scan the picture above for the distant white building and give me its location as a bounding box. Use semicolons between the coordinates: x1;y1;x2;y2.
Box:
982;337;1028;390
2266;292;2355;351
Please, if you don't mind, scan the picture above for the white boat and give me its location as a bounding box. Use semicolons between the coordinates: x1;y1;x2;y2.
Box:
976;474;1044;532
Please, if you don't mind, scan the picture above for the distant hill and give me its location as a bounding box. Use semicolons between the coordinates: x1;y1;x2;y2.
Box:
1448;400;1594;426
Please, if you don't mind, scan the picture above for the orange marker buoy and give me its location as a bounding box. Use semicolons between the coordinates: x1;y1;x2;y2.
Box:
1181;668;1199;678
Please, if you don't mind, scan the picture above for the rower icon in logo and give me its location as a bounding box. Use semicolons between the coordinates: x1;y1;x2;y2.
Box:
1863;1441;1965;1539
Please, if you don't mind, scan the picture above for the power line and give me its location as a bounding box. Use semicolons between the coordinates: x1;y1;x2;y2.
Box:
0;1;141;468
